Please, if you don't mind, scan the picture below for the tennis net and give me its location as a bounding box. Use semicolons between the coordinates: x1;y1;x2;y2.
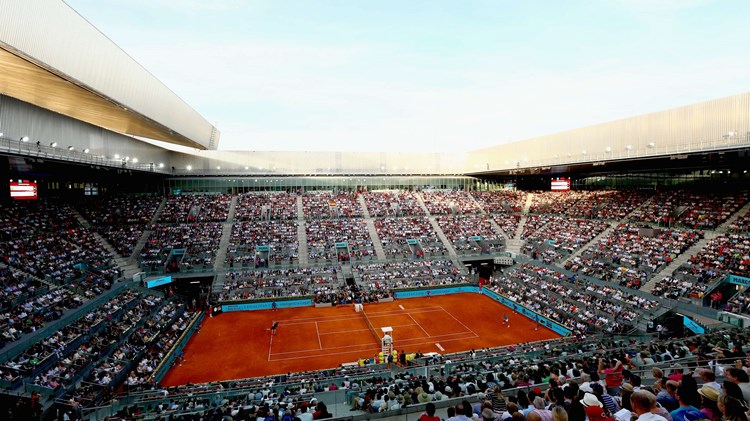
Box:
361;308;381;344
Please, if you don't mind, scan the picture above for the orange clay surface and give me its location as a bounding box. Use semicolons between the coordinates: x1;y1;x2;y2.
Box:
161;293;560;386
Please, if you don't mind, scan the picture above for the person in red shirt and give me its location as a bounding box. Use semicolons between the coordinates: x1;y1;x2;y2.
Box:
598;357;624;395
419;403;441;421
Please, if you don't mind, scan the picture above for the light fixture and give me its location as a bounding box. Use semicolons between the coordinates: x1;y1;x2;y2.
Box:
605;147;612;153
114;154;120;159
124;156;130;161
158;163;164;168
582;150;587;155
67;146;74;151
187;165;192;171
83;148;90;153
0;132;4;137
132;158;138;163
244;166;249;170
625;145;632;150
20;136;29;142
50;142;57;147
217;166;221;170
647;142;656;148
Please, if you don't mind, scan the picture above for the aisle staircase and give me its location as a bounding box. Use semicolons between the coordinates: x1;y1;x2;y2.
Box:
641;231;720;293
358;194;372;219
561;222;616;265
364;219;387;261
414;192;431;216
70;208;140;279
427;216;458;259
505;194;534;255
150;197;167;224
213;196;238;271
719;200;750;230
297;222;309;266
296;195;305;221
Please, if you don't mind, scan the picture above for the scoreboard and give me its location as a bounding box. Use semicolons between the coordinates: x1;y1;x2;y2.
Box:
551;177;571;191
10;180;38;200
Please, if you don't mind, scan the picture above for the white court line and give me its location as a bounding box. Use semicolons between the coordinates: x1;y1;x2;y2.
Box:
397;332;478;346
318;328;371;335
270;341;383;355
275;307;445;327
321;323;419;335
270;333;480;362
268;321;275;362
435;343;445;351
439;305;480;337
270;345;382;362
315;322;322;349
318;323;420;335
365;307;445;317
398;331;474;341
407;313;431;337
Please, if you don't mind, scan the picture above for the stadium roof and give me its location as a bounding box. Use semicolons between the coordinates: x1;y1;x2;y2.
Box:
0;0;219;150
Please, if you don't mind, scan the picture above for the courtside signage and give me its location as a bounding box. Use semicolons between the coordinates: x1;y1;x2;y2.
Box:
222;299;312;312
145;276;173;288
482;290;572;336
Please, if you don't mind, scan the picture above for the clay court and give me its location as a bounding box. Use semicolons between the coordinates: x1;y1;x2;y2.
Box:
161;293;561;386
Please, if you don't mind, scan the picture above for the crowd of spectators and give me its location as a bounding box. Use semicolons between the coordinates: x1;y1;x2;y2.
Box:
492;214;522;238
725;289;750;315
688;233;750;278
78;194;160;225
88;325;750;421
522;215;610;260
7;189;750;421
629;190;747;229
303;192;363;219
471;191;527;213
159;194;231;223
421;191;481;215
0;233;96;282
78;195;161;257
353;259;469;290
2;290;143;385
0;266;40;311
495;264;649;334
235;192;298;221
728;207;750;233
306;219;375;261
59;295;186;410
363;191;426;217
0;288;84;344
227;221;299;266
313;283;392;305
564;190;652;220
528;191;592;215
218;266;338;301
568;224;703;287
0;199;79;238
140;223;223;271
374;217;447;258
437;215;504;255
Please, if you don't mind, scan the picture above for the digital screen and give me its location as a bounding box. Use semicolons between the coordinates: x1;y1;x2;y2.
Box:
551;178;571;191
145;276;173;288
10;180;38;200
84;183;98;196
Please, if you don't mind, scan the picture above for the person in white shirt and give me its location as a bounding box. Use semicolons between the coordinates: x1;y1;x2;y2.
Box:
630;390;667;421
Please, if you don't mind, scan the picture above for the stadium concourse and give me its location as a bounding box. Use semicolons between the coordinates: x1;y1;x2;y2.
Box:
1;187;750;421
